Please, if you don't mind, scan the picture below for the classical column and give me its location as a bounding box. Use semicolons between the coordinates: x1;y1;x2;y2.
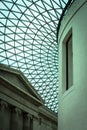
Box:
30;115;33;130
11;107;23;130
0;100;10;130
23;113;30;130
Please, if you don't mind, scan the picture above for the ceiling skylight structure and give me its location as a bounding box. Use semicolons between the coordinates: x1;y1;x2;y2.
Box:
0;0;69;113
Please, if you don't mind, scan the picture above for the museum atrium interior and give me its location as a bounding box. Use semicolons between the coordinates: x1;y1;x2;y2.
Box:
0;0;73;114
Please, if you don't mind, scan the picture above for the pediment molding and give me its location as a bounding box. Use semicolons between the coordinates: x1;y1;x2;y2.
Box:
0;64;44;106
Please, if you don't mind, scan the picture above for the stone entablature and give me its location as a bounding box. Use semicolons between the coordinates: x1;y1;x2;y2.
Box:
0;64;57;130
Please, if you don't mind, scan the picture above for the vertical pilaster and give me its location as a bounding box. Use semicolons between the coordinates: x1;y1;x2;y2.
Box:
23;113;31;130
11;107;23;130
30;115;33;130
0;100;10;130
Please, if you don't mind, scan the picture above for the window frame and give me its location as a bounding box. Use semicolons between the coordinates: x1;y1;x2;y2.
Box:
62;29;73;93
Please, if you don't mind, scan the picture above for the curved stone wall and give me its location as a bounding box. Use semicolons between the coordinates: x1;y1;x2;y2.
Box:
58;0;87;130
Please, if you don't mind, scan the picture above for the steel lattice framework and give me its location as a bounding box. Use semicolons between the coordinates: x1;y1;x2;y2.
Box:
0;0;70;113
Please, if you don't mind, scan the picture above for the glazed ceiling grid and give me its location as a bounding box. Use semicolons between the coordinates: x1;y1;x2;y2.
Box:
0;0;68;113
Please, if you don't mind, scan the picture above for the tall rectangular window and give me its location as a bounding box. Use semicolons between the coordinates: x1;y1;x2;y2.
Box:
66;34;73;90
62;29;73;93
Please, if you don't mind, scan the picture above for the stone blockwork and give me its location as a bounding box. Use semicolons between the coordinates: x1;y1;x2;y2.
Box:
0;64;57;130
58;0;87;130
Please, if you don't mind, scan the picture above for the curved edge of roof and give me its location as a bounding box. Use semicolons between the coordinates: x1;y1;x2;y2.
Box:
56;0;75;43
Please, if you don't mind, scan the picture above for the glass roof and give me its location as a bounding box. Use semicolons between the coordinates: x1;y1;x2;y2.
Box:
0;0;69;113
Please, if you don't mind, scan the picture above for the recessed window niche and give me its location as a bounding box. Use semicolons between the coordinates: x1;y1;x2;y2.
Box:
62;29;73;93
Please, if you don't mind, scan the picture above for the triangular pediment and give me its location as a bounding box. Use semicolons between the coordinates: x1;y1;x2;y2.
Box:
0;64;44;106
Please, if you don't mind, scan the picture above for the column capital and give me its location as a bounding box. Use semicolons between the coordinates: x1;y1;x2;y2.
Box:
12;107;22;116
0;99;8;111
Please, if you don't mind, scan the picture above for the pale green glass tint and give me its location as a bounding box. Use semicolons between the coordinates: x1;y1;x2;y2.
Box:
0;0;69;113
